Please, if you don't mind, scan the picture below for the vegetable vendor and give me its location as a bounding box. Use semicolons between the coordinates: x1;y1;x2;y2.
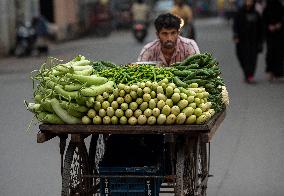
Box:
138;13;200;66
100;13;203;169
232;0;263;83
101;13;203;175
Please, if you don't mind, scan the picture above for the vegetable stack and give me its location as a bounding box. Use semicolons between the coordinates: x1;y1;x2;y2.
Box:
171;53;229;112
25;55;114;124
81;79;216;125
25;53;228;125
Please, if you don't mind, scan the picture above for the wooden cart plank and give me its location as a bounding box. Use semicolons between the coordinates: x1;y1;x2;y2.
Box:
39;124;209;134
39;109;226;135
37;132;57;143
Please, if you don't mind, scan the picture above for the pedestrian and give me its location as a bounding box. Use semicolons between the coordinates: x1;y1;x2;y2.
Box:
131;0;150;25
232;0;263;83
217;0;225;16
138;13;200;66
171;0;196;39
32;15;49;55
262;0;284;81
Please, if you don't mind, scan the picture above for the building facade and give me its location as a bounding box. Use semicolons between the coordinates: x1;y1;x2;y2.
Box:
0;0;84;56
0;0;16;56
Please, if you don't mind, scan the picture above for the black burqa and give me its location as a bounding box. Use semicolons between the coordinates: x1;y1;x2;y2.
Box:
263;0;284;77
233;4;263;80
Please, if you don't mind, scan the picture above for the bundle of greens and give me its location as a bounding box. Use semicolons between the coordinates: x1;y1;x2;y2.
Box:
170;53;229;112
96;64;174;84
25;55;114;124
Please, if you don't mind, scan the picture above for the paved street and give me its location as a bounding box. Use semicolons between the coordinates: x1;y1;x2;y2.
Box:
0;17;283;196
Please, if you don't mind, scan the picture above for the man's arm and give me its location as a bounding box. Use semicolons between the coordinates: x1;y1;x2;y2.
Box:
137;40;159;62
137;46;151;61
190;39;200;54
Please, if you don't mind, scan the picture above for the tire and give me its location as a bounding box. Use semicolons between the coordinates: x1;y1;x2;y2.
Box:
134;30;147;43
198;142;208;196
61;140;90;196
175;140;185;195
88;134;100;195
175;137;208;196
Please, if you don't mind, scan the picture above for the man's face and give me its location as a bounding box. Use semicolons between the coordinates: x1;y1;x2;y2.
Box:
157;28;179;50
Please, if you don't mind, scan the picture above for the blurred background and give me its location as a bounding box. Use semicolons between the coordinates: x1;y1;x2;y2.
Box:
0;0;284;196
0;0;248;56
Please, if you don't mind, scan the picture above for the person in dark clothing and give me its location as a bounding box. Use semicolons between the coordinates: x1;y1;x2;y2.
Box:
262;0;284;81
32;15;49;55
233;0;263;83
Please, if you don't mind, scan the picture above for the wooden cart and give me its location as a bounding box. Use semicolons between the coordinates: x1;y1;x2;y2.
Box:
37;109;226;196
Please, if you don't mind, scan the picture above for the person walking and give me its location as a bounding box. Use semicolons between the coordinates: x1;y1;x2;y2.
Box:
233;0;263;83
131;0;150;24
262;0;284;81
171;0;196;39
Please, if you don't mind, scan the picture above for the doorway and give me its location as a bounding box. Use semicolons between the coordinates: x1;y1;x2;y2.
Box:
39;0;54;22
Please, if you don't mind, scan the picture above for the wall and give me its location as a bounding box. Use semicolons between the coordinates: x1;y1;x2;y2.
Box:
0;0;86;56
0;0;39;56
54;0;80;40
0;0;16;56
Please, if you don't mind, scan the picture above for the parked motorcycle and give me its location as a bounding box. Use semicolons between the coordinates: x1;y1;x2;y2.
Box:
14;22;36;57
132;22;148;43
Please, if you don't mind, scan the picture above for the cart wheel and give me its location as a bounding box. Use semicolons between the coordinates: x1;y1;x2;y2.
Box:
175;137;196;195
61;140;90;196
175;141;185;195
175;137;208;196
88;134;99;195
89;134;98;174
198;142;208;196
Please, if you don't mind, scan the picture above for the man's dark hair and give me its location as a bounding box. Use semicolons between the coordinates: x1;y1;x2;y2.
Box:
154;13;181;32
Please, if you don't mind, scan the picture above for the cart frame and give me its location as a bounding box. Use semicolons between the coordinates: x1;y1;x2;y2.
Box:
37;109;226;196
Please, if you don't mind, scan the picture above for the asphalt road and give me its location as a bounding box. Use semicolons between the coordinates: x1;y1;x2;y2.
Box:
0;17;283;196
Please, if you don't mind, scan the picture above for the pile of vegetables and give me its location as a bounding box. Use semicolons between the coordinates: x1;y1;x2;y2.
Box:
170;53;229;112
25;53;229;125
82;79;215;125
92;60;119;72
97;64;174;85
25;55;114;124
